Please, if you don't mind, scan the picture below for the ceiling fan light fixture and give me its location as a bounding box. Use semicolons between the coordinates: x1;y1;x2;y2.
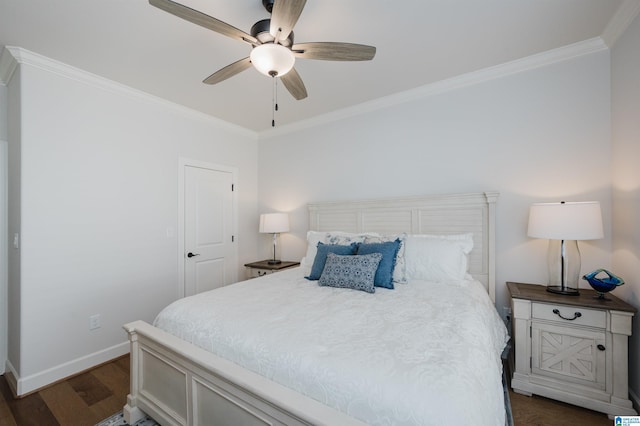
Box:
250;43;295;77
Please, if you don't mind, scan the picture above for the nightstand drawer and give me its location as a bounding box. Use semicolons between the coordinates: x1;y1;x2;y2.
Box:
532;302;606;329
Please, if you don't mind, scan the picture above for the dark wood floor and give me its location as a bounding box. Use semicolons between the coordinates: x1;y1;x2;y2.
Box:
0;356;129;426
0;355;615;425
510;389;611;426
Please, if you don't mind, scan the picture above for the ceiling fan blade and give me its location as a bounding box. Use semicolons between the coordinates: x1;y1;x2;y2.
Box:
281;68;307;100
203;57;252;85
292;42;376;61
149;0;257;45
270;0;306;42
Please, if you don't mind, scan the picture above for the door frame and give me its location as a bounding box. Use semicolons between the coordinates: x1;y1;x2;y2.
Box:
178;158;238;299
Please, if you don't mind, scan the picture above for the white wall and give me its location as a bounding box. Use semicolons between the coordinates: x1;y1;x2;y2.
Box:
6;70;21;378
611;12;640;406
258;49;613;313
5;50;259;394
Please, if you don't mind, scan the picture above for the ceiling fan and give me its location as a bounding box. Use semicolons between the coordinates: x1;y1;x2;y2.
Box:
149;0;376;101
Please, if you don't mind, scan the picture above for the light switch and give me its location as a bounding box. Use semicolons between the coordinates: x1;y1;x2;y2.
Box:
13;233;19;249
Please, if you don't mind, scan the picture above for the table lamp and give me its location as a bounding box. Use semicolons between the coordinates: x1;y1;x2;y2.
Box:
527;201;603;295
259;213;290;264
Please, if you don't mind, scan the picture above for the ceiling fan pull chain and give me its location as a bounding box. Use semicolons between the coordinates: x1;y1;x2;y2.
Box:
272;75;275;127
271;74;279;127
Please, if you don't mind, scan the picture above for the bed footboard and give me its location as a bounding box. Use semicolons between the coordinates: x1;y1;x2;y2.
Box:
123;321;364;426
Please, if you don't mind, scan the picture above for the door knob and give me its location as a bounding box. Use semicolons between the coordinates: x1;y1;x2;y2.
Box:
187;252;200;258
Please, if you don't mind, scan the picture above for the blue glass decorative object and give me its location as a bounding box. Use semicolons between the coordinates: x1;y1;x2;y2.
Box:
582;269;624;299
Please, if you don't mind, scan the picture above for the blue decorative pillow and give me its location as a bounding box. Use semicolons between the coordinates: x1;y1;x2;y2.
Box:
356;239;401;289
306;242;358;280
318;253;383;293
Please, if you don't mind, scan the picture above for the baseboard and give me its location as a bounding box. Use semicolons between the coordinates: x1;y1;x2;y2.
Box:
8;341;129;396
630;387;640;413
4;360;19;396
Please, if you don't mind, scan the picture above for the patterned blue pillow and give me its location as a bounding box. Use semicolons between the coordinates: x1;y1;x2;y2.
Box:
356;239;401;289
306;242;358;280
318;252;383;293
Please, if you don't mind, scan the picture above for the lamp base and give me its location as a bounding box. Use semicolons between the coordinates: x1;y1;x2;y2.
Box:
267;259;282;265
546;285;580;296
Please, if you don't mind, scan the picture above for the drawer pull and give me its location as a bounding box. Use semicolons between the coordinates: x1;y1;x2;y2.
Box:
552;308;582;321
597;344;606;351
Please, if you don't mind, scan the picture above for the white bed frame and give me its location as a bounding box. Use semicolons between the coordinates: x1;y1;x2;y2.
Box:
123;191;499;426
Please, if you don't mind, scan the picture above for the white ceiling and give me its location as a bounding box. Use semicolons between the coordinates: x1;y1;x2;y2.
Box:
0;0;634;132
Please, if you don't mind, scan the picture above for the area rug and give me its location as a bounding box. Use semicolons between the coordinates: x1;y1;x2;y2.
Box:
95;411;159;426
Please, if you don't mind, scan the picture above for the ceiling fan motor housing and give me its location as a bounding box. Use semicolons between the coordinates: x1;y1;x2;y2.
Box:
262;0;274;13
250;19;294;47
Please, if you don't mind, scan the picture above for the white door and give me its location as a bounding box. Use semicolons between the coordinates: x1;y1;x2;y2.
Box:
184;165;236;296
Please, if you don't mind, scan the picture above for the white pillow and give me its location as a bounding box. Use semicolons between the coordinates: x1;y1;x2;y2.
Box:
300;231;327;268
404;233;474;281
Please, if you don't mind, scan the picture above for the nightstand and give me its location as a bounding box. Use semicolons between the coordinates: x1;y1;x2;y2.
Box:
244;260;300;279
507;281;637;417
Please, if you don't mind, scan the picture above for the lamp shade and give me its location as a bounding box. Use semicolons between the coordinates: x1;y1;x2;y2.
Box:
528;201;603;241
250;43;295;77
259;213;290;234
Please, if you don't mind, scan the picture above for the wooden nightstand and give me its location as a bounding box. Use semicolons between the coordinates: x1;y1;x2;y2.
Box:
507;281;637;417
244;260;300;279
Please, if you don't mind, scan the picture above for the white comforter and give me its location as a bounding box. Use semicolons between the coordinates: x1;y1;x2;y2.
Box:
154;267;509;426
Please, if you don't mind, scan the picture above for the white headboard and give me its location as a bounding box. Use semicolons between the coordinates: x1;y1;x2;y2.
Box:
308;192;499;303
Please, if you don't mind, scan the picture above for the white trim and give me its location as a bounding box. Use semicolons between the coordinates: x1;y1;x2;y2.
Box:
4;359;18;395
7;341;128;396
259;37;608;140
602;0;640;48
0;46;256;139
177;158;238;299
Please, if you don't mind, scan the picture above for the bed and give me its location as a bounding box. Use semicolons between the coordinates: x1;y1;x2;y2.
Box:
123;192;508;426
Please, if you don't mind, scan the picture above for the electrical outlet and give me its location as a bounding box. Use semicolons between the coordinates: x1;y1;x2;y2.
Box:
89;314;101;330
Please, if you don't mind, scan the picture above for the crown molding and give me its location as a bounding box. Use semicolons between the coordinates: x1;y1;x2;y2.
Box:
0;46;257;139
601;0;640;48
259;37;608;140
3;36;610;142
